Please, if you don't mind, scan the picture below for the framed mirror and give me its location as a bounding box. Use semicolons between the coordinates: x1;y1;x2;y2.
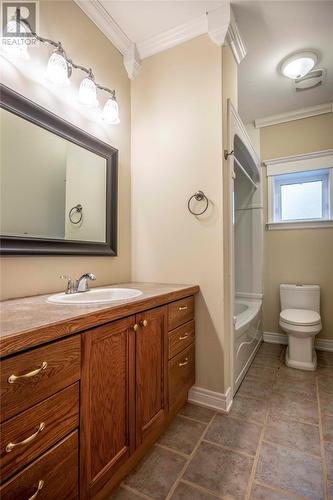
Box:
0;84;118;255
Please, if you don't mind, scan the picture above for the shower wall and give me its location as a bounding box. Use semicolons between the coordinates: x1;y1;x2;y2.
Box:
234;166;263;298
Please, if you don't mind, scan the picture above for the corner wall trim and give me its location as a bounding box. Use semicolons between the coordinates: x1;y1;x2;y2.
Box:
254;102;333;129
263;331;333;352
188;386;233;413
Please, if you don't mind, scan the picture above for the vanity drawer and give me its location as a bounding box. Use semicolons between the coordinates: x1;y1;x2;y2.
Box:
168;344;195;409
168;296;194;331
168;321;195;360
0;431;78;500
0;336;81;422
1;383;79;482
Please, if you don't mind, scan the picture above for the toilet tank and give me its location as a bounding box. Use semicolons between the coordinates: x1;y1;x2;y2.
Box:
280;284;320;313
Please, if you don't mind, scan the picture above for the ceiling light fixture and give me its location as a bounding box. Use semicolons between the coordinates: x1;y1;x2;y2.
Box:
1;7;119;125
280;51;317;80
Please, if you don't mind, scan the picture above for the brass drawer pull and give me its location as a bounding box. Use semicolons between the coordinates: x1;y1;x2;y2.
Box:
8;361;48;384
179;333;189;340
178;357;189;367
6;422;45;453
178;306;188;311
139;319;148;327
27;480;44;500
132;324;139;332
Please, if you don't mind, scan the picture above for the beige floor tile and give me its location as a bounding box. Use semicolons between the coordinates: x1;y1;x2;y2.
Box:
205;414;261;456
178;403;215;424
318;368;333;395
255;442;323;499
273;377;317;398
229;394;268;424
184;441;253;500
250;483;298;499
319;389;333;416
269;391;319;424
123;445;186;499
252;352;282;368
158;415;206;455
322;414;333;442
278;365;317;382
246;364;278;381
170;481;219;499
328;482;333;500
317;350;333;367
111;487;148;499
325;441;333;482
238;377;274;399
263;415;321;456
257;343;284;355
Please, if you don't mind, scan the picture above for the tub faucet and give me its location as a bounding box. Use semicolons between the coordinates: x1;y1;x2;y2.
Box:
60;273;96;294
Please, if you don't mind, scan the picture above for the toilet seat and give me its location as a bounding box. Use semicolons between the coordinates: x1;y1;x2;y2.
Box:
280;308;321;327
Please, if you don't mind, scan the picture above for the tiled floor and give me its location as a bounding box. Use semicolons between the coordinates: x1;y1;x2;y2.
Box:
111;345;333;500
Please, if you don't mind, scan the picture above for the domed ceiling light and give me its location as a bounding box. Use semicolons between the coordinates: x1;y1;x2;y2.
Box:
280;51;318;80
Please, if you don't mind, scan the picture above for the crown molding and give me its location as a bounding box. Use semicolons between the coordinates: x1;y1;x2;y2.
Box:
123;43;141;80
255;102;333;129
226;8;247;64
137;15;208;59
207;4;230;46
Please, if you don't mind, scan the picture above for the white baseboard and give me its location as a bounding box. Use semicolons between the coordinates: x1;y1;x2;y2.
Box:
188;386;233;413
263;331;333;352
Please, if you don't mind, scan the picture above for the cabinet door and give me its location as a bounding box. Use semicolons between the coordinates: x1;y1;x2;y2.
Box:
80;317;135;498
136;306;168;446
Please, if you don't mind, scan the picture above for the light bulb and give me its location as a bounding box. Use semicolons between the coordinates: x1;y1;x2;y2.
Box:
102;97;120;125
46;50;70;86
280;51;317;80
78;76;98;107
1;19;29;59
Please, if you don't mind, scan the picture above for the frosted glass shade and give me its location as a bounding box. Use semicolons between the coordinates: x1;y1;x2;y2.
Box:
78;77;98;106
46;51;69;86
281;52;317;80
102;98;120;124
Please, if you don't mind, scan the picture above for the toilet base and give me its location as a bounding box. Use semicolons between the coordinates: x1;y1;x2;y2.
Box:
285;346;317;371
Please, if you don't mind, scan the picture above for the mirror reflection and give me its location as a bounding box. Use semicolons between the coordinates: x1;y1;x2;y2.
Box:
0;108;107;243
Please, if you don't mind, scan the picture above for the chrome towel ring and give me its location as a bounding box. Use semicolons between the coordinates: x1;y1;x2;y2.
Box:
69;204;83;224
187;190;209;216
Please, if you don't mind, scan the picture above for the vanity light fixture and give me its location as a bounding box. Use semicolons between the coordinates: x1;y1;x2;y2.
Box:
1;8;120;124
280;51;317;80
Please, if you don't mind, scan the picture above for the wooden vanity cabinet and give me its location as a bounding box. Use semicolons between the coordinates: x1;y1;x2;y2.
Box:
135;306;168;447
0;287;197;499
80;316;136;498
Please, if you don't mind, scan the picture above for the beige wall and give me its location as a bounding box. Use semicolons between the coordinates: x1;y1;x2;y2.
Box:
261;113;333;340
131;36;227;393
0;0;131;299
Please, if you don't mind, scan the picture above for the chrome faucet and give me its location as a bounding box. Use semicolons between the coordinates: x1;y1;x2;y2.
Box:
60;273;96;294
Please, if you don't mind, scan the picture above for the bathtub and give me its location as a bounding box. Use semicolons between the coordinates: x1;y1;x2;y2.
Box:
234;298;263;393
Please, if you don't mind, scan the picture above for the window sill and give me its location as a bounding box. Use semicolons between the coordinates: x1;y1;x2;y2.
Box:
267;220;333;230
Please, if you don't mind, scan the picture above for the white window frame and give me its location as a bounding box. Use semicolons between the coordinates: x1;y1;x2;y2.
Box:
265;149;333;230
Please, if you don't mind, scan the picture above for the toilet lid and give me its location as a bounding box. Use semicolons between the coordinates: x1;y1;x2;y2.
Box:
280;308;321;326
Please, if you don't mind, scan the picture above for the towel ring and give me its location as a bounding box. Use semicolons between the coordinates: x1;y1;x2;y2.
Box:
69;204;83;224
187;191;209;216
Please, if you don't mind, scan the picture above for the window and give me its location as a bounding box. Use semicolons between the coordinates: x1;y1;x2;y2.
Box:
265;150;333;230
273;169;329;222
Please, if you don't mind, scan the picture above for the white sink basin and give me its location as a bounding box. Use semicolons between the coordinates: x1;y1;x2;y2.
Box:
47;288;143;305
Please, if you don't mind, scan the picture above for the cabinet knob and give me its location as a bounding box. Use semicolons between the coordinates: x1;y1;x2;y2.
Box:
139;319;148;327
132;324;139;332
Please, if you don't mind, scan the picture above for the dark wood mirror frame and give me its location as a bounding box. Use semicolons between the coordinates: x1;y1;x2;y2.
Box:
0;84;118;256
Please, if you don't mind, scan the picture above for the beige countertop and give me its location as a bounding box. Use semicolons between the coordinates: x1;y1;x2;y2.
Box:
0;282;199;358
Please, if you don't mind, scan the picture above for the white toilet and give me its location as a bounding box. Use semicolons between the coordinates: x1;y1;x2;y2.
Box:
279;284;322;371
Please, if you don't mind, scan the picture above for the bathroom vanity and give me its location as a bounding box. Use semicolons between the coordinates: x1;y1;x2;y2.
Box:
0;283;199;499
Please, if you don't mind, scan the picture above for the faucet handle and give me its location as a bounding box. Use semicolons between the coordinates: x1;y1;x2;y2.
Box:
60;275;75;294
